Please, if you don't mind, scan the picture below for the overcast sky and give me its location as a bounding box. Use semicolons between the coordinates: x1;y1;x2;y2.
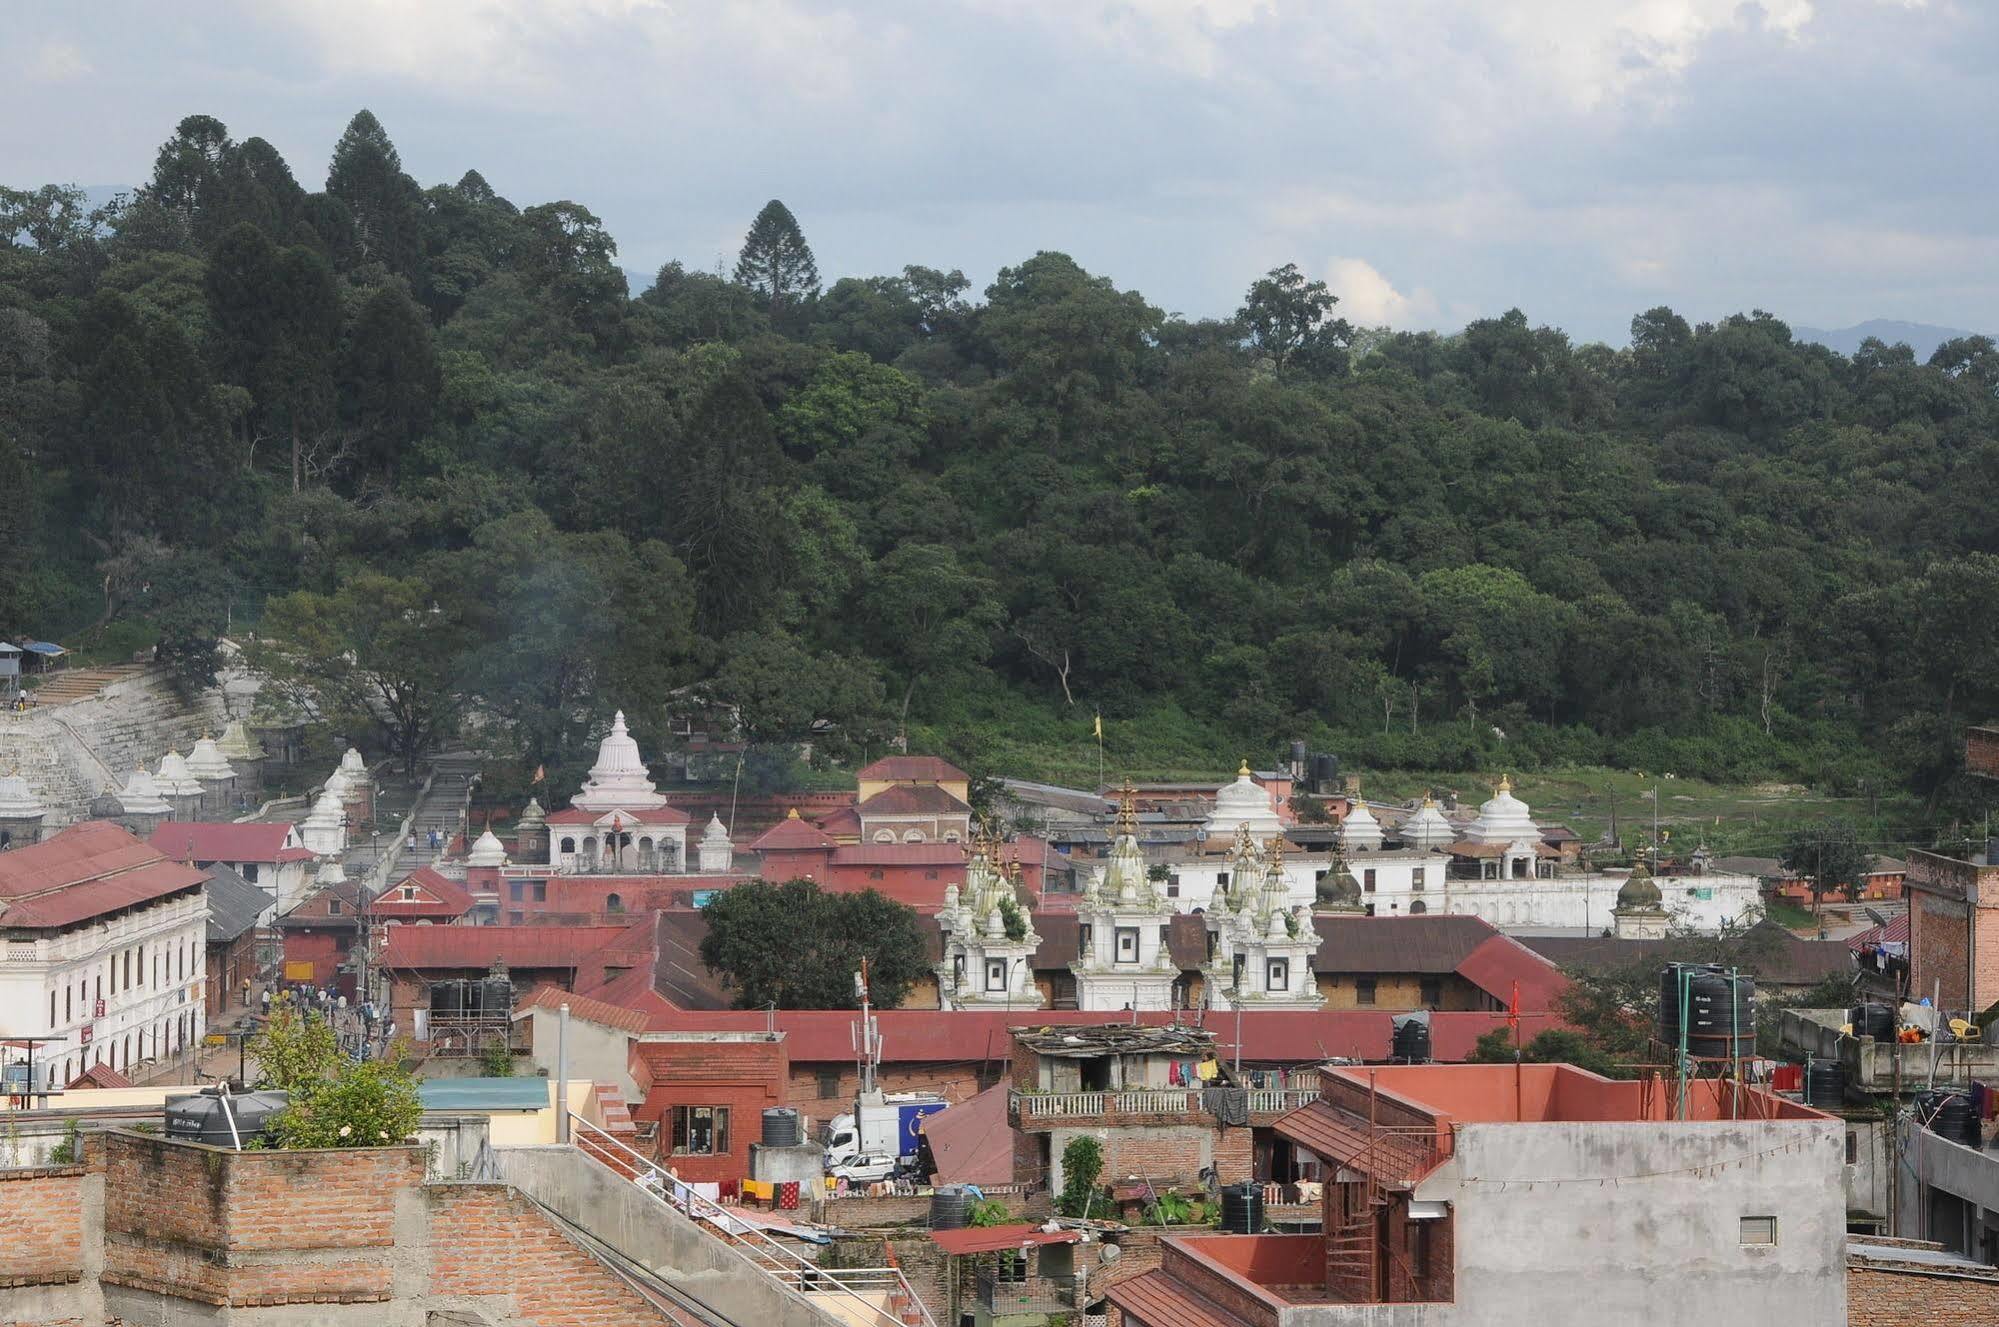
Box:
6;1;1993;345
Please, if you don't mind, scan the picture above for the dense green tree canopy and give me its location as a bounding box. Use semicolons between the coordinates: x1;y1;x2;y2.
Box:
5;108;1999;815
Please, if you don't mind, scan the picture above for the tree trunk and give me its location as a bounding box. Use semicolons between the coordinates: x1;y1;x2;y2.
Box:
291;423;302;495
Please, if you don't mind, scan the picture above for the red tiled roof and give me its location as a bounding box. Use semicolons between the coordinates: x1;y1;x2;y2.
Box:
816;807;863;836
514;983;652;1033
930;1224;1079;1255
859;784;972;817
0;822;207;929
1106;1270;1241;1327
67;1063;134;1089
148;821;302;864
544;806;691;825
856;756;968;783
751;814;837;852
371;866;476;918
378;924;635;971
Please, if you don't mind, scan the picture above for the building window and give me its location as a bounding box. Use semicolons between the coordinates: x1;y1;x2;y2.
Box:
509;881;524;902
1166;878;1180;898
50;989;56;1030
1409;900;1428;914
986;958;1008;992
1420;978;1442;1006
903;830;927;844
1077;925;1091;958
402;886;418;901
242;863;259;883
1267;958;1289;991
1739;1216;1777;1246
994;1250;1029;1283
606;893;624;913
1114;928;1139;964
1846;1132;1858;1165
328;899;342;915
671;1106;730;1156
560;837;576;855
532;881;547;903
1411;867;1426;890
64;987;71;1023
818;1069;842;1098
1356;978;1378;1006
1363;869;1377;892
869;869;884;880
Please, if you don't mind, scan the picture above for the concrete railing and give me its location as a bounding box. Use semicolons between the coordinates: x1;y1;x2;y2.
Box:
1018;1089;1203;1120
1776;1008;1999;1090
1247;1088;1319;1115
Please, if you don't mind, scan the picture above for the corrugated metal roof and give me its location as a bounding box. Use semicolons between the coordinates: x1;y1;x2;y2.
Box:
1273;1099;1445;1187
150;821;301;864
856;756;968;783
378;924;633;970
1309;913;1500;974
204;864;271;942
418;1077;552;1111
858;784;972;816
0;822;206;929
1105;1270;1242;1327
930;1224;1079;1255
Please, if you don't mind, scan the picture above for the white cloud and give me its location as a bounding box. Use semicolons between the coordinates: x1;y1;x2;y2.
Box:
1326;257;1438;327
32;41;91;82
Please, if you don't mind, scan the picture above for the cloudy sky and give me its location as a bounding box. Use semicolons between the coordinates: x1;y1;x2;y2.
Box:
7;1;1993;344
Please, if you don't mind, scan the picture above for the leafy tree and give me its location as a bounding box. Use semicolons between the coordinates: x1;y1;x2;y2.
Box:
1236;262;1351;376
252;994;342;1092
734;200;819;316
860;543;1003;734
698;879;929;1009
251;572;470;775
1781;822;1870;910
266;1056;424;1150
1056;1136;1107;1218
338;283;439;480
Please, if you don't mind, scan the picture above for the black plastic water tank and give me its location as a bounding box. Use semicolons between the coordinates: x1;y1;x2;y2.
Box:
1921;1091;1983;1149
1803;1061;1845;1109
1849;1003;1895;1041
432;979;465;1017
1393;1018;1433;1063
761;1107;802;1148
1220;1182;1264;1234
164;1090;290;1147
1660;964;1755;1059
930;1186;969;1230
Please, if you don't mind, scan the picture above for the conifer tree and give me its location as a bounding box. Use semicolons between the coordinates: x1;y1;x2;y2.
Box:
733;199;820;315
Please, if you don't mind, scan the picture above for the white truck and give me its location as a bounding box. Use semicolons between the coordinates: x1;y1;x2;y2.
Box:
824;1091;948;1180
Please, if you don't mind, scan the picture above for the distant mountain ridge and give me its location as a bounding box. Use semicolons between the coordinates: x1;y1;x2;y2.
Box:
1792;319;1978;361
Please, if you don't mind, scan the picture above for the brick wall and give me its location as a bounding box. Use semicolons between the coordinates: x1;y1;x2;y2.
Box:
0;1165;87;1290
631;1038;788;1185
786;1061;992;1115
1849;1262;1999;1324
428;1183;668;1326
101;1130;425;1308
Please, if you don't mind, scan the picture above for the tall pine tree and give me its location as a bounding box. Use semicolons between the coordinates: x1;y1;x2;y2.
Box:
734;199;819;317
326;110;425;279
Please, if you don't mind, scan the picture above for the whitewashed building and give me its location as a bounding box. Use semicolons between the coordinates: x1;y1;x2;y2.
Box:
1073;788;1180;1011
0;821;208;1091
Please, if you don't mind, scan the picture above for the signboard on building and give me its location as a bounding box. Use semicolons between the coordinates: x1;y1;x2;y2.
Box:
80;1023;93;1045
93;998;105;1018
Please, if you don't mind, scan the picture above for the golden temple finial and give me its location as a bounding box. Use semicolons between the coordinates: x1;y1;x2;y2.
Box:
1115;780;1139;837
785;806;800;819
1239;759;1252;777
1496;773;1513;795
1265;834;1286;872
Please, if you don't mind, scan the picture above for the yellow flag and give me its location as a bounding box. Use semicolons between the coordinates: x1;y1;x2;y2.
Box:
1093;714;1103;740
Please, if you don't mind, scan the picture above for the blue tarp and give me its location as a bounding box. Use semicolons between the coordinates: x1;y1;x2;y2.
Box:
21;642;65;656
417;1077;551;1112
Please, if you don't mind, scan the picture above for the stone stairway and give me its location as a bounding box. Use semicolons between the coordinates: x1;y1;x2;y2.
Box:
384;752;482;876
30;663;150;705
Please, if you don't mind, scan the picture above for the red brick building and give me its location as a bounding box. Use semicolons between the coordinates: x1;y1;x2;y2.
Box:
1905;847;1999;1012
629;1031;789;1186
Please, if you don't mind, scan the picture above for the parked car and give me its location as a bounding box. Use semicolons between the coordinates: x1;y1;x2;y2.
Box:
829;1152;896;1184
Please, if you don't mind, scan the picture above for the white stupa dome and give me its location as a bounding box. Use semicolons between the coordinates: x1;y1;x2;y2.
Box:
573;711;667;810
304;787;344;827
116;767;172;816
1204;762;1283;837
467;828;508;868
1401;797;1456;851
339;747;368;776
0;771;45;818
1465;776;1539;846
1341;800;1384;852
315;856;347;887
155;750;203;798
702;813;731;846
184;735;236;783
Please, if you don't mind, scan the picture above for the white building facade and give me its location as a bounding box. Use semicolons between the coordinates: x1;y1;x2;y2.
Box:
0;822;208;1091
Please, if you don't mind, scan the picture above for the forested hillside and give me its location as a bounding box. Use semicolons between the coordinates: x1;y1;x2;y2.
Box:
5;112;1999;806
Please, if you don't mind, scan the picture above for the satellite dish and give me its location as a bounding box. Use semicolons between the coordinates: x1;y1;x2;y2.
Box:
1864;908;1889;928
1099;1244;1122;1264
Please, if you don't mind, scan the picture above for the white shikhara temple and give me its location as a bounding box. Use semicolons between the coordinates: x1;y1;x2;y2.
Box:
1200;826;1322;1009
935;832;1042;1009
1139;772;1760;937
540;712;697;873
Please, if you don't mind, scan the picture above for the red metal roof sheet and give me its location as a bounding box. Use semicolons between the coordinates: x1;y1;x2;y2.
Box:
929;1224;1080;1255
514;983;653;1033
0;822;206;929
750;814;838;852
1273;1099;1448;1187
377;924;634;971
148;821;301;863
1453;933;1571;1009
1105;1270;1242;1327
921;1083;1017;1187
371;866;475;917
